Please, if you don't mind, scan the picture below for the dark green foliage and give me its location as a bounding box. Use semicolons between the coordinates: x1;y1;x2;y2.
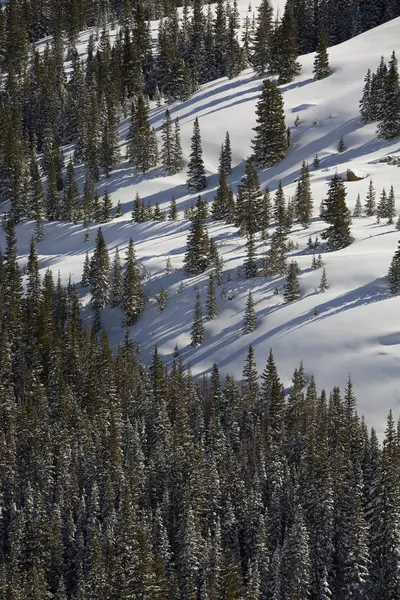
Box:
388;241;400;295
378;52;400;140
206;272;218;319
313;29;330;80
321;173;352;251
283;261;301;302
337;135;346;153
169;196;178;221
235;158;263;235
122;238;144;326
184;210;211;275
294;161;313;227
365;179;377;217
353;194;363;218
90;227;110;309
126;96;158;174
252;79;287;168
243;289;257;333
270;7;301;84
187;117;206;192
252;0;274;75
244;233;258;278
191;290;204;346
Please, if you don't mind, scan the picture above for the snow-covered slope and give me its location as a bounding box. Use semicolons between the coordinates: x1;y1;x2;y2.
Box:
6;14;400;434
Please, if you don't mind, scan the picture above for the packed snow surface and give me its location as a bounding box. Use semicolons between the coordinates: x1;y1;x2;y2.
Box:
5;9;400;434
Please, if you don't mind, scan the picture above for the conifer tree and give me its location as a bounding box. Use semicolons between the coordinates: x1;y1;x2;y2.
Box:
321;173;352;251
156;285;168;312
388;241;400;295
313;154;320;169
387;186;396;224
102;188;113;223
365;179;377;216
260;187;272;239
353;194;363;217
360;69;373;123
90;227;110;309
223;131;232;175
111;247;122;306
173;118;184;173
127;96;158;174
82;251;91;286
191;291;205;346
244;233;258;278
235;158;263;235
294;161;313;227
377;188;387;222
378;51;400;140
252;79;287;168
313;29;330;80
187;117;206;191
161;109;174;174
212;168;230;220
252;0;274;75
319;268;329;292
184;211;211;275
337;135;346;153
206;272;218;319
283;261;301;302
270;7;300;84
115;199;123;218
243;290;257;333
169;197;178;220
123;238;144;326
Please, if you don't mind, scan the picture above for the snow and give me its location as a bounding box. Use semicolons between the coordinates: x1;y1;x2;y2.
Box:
6;9;400;435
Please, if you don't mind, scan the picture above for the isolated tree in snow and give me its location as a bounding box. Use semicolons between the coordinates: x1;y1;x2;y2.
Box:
365;179;377;216
360;69;373;123
283;261;301;303
387;186;396;224
123;238;144;325
169;196;178;220
90;227;110;309
187;117;206;191
102;188;113;223
244;233;258;278
243;290;257;333
191;291;205;346
321;173;352;251
313;153;320;169
378;51;400;140
353;194;363;217
294;161;313;227
313;29;330;80
377;188;387;222
319;268;329;292
252;0;274;75
337;135;346;153
388;241;400;295
219;131;232;176
156;285;168;312
184;212;211;275
206;272;218;319
110;247;122;306
252;79;287;168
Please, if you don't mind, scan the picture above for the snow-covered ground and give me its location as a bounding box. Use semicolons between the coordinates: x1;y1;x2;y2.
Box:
5;9;400;434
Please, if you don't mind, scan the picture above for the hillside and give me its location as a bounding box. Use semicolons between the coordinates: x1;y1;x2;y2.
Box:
5;13;400;434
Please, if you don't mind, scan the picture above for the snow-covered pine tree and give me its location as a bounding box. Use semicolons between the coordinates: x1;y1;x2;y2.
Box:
187;117;206;192
387;185;396;224
283;261;301;302
243;290;257;333
377;51;400;140
173;118;184;173
206;272;218;319
169;197;178;220
353;194;363;217
102;188;113;223
161;109;174;174
360;69;373;123
365;179;377;216
110;246;122;306
319;268;329;292
313;29;330;80
82;251;91;286
156;285;168;312
281;507;311;599
377;188;387;222
126;96;158;174
223;131;232;175
191;291;205;346
212;168;230;220
252;0;273;75
337;135;346;153
252;79;287;168
90;227;110;309
122;238;144;325
294;161;313;227
184;211;211;275
244;233;258;278
388;241;400;295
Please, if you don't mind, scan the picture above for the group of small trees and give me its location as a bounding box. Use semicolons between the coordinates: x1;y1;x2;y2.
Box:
360;51;400;139
355;179;397;224
82;228;144;328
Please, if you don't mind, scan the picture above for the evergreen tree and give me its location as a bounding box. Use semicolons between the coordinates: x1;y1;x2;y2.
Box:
187;117;206;191
184;211;211;275
353;194;363;217
365;179;377;216
321;173;352;251
191;291;205;346
360;69;373;123
102;188;113;223
387;186;396;224
212;168;231;220
169;197;178;220
156;285;168;312
377;188;387;222
252;0;274;75
206;272;218;319
82;250;91;286
235;158;263;235
111;247;122;306
243;289;257;333
319;268;329;292
378;51;400;140
270;7;301;84
337;135;346;153
123;238;144;326
252;79;287;168
388;241;400;295
283;261;301;302
161;109;174;174
244;233;258;278
90;227;110;309
223;131;232;175
173;118;184;174
294;161;313;227
313;153;320;169
127;96;158;174
313;29;330;80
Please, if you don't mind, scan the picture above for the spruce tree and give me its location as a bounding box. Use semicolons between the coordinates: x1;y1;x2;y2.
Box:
187;117;206;191
365;179;377;216
283;261;301;302
294;161;313;227
313;29;330;80
377;188;387;222
360;69;373;123
191;291;205;346
319;268;329;292
244;233;258;278
377;51;400;140
212;168;230;220
111;247;122;306
173;118;184;174
270;7;300;84
235;158;263;235
126;96;158;174
184;211;210;275
353;194;363;217
252;0;274;75
123;238;144;325
169;197;178;220
321;173;352;251
388;241;400;295
161;109;174;174
337;135;346;153
223;131;232;175
387;186;396;224
102;188;113;223
252;79;287;168
243;290;257;333
82;251;91;286
90;227;110;309
206;272;218;319
156;285;168;312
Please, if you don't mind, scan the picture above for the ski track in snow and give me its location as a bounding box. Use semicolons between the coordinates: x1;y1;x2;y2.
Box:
5;3;400;434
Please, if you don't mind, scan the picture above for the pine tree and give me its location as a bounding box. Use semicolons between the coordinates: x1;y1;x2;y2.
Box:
184;211;211;275
223;131;232;175
270;7;301;84
243;290;257;333
321;173;352;251
235;158;263;235
191;291;205;346
169;197;178;220
283;260;301;302
123;238;144;326
156;285;168;312
111;247;122;306
82;251;91;286
319;268;329;292
252;79;287;168
187;117;206;191
387;186;396;224
244;233;258;278
281;507;311;599
378;51;400;140
90;227;110;309
313;29;330;80
126;96;158;174
294;161;313;227
212;168;231;220
360;69;373;123
206;272;218;319
313;153;320;169
252;0;274;75
353;194;363;217
337;135;346;153
365;179;377;216
388;241;400;295
173;118;184;173
377;188;387;222
102;188;113;223
161;109;174;174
